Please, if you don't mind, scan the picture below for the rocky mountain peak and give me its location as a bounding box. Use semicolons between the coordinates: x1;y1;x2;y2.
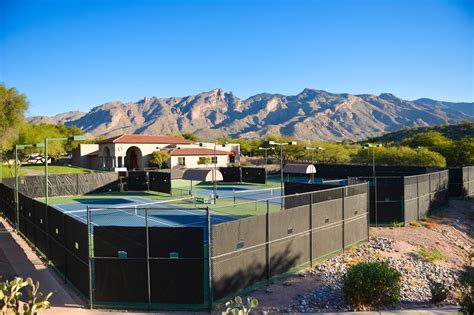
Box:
27;89;474;142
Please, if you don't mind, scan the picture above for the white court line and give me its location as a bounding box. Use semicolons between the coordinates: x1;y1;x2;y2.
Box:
52;204;98;227
54;201;176;227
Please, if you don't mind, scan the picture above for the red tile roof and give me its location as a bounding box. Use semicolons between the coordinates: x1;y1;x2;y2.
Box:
97;134;194;145
163;148;230;156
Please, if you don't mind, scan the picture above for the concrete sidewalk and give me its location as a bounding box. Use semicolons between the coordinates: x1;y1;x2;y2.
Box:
320;306;460;314
0;218;89;314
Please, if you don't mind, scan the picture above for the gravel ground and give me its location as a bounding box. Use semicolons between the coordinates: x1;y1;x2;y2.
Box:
243;199;473;314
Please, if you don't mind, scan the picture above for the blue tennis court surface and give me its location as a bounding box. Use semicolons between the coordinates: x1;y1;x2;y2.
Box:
52;196;238;227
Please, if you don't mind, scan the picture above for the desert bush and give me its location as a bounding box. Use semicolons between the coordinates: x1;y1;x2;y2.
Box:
429;280;449;303
222;296;258;315
458;266;474;315
342;261;401;309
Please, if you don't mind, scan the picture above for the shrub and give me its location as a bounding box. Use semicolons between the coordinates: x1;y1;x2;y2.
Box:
458;266;474;315
342;261;401;309
222;296;258;315
429;281;449;303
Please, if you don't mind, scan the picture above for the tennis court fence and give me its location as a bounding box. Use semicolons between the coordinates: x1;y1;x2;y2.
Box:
0;180;370;311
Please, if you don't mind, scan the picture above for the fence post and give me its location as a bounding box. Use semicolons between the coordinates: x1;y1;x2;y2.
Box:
366;182;370;241
145;208;151;305
342;187;345;252
86;206;93;309
416;176;420;221
309;193;313;268
374;177;378;227
206;206;213;311
266;199;270;286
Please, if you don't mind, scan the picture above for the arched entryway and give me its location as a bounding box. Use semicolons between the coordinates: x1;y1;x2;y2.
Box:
125;146;143;170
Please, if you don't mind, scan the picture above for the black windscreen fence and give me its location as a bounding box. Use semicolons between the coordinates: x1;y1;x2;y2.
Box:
211;183;369;302
241;167;266;184
92;224;206;308
126;171;149;191
402;170;449;224
7;172;120;199
4;189;91;299
315;164;443;178
149;171;172;194
449;166;474;198
219;167;241;182
219;167;266;184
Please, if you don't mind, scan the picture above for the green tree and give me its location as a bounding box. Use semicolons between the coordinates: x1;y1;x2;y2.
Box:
0;84;28;167
451;137;474;166
182;133;198;141
149;150;170;169
198;156;211;165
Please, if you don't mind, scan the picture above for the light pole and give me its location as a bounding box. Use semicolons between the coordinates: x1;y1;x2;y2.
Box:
267;141;297;210
363;144;382;226
15;143;44;231
258;147;273;166
44;135;86;205
305;146;325;183
258;147;274;184
199;141;228;204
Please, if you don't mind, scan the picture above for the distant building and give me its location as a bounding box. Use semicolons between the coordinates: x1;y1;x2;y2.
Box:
71;144;100;169
71;134;240;172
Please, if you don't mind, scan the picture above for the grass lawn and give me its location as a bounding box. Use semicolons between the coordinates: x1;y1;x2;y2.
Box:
1;164;26;178
22;165;95;174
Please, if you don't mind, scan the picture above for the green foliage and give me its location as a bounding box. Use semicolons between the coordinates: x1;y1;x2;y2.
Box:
0;84;29;152
367;123;474;167
18;123;85;158
198;156;211;165
182;133;198;141
222;296;258;315
0;277;52;314
352;145;446;167
22;278;53;315
368;121;474;143
167;132;198;142
416;247;445;262
149;150;170;169
342;261;401;308
429;281;449;303
458;266;474;314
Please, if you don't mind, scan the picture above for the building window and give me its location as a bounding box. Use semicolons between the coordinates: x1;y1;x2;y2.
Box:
118;156;123;167
211;156;217;164
229;155;235;163
178;157;185;166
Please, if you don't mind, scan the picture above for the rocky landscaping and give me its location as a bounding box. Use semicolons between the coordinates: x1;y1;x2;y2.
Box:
246;199;473;314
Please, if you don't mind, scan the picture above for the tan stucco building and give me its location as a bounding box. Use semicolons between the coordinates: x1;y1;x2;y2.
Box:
72;134;240;172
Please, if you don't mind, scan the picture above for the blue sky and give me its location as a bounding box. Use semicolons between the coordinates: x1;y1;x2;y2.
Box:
0;0;472;117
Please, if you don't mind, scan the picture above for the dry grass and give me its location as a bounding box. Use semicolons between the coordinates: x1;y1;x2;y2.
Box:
409;221;423;227
417;246;445;262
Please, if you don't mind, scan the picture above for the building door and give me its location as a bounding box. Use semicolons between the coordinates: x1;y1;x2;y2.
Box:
130;151;138;169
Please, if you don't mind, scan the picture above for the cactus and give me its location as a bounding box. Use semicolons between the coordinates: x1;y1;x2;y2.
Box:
0;277;29;313
0;277;52;314
22;278;53;315
222;296;258;315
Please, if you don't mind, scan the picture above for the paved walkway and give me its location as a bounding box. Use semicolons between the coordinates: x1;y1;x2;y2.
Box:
0;218;90;314
320;306;460;314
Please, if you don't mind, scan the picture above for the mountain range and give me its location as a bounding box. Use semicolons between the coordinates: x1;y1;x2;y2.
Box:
27;89;474;142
